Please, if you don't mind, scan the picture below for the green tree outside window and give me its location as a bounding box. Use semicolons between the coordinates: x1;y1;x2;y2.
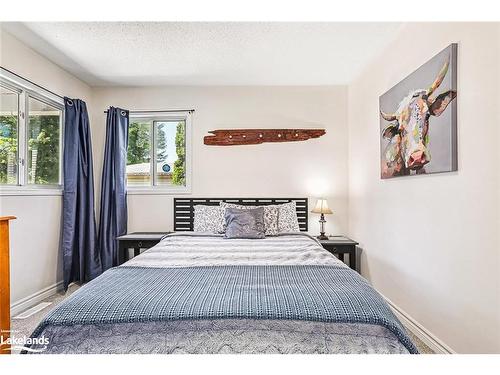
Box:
172;122;185;186
28;115;60;184
0;115;18;184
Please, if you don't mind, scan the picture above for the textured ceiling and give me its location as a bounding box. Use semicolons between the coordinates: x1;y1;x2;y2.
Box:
2;22;403;86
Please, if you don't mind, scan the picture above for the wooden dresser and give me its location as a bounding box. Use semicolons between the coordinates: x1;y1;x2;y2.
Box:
0;216;15;355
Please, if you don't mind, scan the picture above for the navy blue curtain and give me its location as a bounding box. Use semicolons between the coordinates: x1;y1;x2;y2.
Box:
61;98;101;290
97;107;129;271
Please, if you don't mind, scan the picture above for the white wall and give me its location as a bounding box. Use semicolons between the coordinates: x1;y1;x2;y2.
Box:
0;29;92;304
91;86;349;234
347;23;500;353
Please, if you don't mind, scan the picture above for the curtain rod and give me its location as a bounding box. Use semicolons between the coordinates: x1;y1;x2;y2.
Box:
103;109;195;114
1;66;64;100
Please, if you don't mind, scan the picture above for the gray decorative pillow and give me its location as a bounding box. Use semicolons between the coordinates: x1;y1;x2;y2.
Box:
274;201;300;233
220;202;279;236
193;205;225;233
224;207;265;239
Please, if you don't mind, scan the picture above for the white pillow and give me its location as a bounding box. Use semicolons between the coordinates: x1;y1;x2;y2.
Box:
193;205;225;233
274;201;300;233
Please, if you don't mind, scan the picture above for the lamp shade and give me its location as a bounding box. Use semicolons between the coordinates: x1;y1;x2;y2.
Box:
311;199;333;214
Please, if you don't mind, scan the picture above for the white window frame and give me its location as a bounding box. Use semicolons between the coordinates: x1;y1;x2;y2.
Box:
126;111;192;195
0;68;64;196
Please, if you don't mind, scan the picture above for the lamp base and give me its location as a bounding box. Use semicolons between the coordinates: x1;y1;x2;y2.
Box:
318;214;328;240
317;214;328;241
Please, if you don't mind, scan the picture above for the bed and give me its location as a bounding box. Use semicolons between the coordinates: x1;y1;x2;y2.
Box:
26;198;417;354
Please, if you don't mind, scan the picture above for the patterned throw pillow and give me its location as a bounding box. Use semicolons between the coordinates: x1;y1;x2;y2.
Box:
274;201;301;233
224;207;265;239
193;205;225;233
220;202;279;236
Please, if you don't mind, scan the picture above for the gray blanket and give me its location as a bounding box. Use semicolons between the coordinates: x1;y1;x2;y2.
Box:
28;264;417;353
27;233;417;354
32;320;411;354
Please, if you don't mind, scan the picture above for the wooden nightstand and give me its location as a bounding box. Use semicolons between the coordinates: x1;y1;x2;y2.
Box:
116;232;171;265
318;236;359;271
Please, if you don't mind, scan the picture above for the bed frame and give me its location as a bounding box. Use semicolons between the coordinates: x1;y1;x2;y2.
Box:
174;198;308;232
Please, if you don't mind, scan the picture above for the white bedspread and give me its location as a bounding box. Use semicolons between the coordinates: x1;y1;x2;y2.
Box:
123;232;346;268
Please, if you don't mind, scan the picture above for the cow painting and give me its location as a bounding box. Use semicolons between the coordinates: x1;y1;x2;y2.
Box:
379;44;458;179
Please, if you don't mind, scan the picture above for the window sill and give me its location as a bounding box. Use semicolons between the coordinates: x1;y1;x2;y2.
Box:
0;188;63;196
127;187;192;196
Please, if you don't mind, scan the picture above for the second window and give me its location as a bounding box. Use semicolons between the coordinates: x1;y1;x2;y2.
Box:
126;113;190;192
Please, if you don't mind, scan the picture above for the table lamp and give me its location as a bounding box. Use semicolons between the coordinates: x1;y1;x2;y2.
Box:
311;198;332;240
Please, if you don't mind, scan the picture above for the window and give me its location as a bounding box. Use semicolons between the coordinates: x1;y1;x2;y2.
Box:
27;97;62;185
126;112;191;193
0;85;19;185
0;68;63;194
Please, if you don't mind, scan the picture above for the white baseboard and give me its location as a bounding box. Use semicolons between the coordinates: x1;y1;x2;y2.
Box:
10;281;64;316
382;294;456;354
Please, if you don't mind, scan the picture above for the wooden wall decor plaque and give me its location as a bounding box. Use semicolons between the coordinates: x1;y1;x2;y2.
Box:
204;129;325;146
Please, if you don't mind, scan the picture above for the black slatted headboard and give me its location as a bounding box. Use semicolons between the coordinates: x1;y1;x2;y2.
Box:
174;198;308;232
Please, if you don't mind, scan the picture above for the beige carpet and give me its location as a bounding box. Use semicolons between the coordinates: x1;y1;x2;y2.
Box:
11;285;434;354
